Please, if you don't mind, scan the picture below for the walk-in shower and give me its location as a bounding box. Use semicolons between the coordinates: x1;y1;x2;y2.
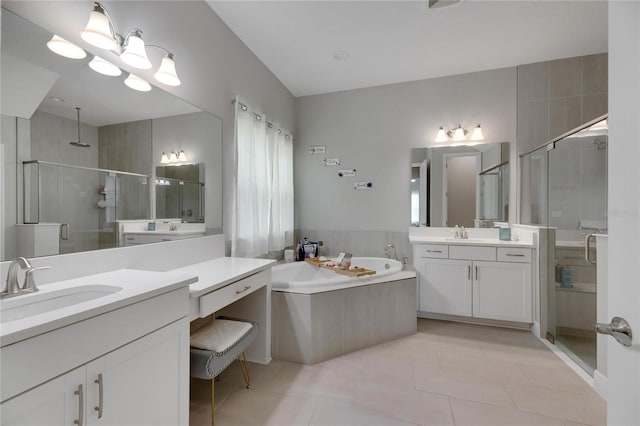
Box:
520;115;608;374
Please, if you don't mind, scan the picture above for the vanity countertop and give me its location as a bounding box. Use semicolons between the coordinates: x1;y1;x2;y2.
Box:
409;235;534;248
123;230;205;236
171;257;276;298
0;269;197;346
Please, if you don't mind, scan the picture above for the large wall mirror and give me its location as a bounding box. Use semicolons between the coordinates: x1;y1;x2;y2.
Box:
411;142;510;228
1;7;222;260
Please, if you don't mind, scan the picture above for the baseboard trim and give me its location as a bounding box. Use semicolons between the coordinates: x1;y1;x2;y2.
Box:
417;311;531;331
532;321;541;338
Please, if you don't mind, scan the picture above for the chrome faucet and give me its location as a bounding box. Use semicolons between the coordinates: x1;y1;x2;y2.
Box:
384;244;398;260
2;257;50;299
454;225;468;239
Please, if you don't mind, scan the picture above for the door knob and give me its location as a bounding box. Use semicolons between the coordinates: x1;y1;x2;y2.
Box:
595;316;632;346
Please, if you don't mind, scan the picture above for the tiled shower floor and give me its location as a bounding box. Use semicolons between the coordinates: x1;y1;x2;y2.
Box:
190;319;605;426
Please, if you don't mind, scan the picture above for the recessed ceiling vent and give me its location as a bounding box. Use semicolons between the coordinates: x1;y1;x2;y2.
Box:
428;0;462;9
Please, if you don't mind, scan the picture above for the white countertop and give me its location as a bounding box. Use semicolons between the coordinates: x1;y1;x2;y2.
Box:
171;257;276;298
409;235;534;248
0;269;197;347
123;230;204;236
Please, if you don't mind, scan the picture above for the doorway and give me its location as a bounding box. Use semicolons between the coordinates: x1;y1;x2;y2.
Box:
443;153;480;228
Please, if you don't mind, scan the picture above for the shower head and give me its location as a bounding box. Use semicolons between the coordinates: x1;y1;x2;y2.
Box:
69;107;90;148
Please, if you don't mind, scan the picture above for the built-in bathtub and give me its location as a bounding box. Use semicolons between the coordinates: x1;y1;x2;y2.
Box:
271;257;417;364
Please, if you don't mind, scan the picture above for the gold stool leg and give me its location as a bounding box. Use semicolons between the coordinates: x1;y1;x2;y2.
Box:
238;352;251;389
210;378;215;426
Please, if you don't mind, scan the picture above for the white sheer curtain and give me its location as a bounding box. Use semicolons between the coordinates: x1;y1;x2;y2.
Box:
232;98;294;257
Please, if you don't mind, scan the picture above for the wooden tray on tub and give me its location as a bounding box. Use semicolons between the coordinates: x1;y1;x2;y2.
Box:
331;267;376;277
305;257;331;267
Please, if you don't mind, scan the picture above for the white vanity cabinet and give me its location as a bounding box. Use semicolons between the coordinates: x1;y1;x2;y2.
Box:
414;243;533;324
1;287;190;426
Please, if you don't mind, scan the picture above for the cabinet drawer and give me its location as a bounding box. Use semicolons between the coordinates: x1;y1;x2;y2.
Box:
199;270;269;317
414;244;448;258
497;247;532;263
449;245;496;261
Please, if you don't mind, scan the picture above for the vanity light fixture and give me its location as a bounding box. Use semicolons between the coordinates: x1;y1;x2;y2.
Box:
120;29;152;70
89;55;122;76
81;2;118;50
78;2;182;86
46;35;87;59
451;124;467;142
169;151;179;162
177;150;187;162
435;126;448;143
434;123;484;142
153;52;181;86
160;150;188;164
470;123;485;141
124;73;151;92
160;152;170;164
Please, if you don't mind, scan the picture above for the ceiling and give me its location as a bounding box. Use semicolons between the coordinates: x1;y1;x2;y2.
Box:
208;0;608;97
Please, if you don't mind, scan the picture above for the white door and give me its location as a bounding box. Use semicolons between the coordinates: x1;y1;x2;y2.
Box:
605;2;640;424
420;258;471;316
85;320;189;426
1;367;85;426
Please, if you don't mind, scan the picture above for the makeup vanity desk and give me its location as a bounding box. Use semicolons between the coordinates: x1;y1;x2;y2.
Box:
171;257;275;364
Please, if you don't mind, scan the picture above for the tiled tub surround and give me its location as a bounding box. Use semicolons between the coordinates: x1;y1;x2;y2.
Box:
272;261;417;364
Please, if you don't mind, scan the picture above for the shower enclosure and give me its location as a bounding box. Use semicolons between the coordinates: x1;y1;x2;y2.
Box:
23;160;150;255
520;116;608;374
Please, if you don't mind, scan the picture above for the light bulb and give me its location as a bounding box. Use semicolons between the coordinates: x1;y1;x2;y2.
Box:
177;150;187;162
435;126;448;142
89;56;121;76
160;152;169;164
124;74;151;92
81;3;118;50
46;35;87;59
154;54;181;86
470;124;484;141
120;30;152;70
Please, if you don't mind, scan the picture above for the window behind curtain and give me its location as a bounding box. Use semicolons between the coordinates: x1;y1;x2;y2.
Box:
232;99;293;257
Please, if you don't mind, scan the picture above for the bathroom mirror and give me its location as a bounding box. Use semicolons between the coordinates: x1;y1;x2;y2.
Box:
411;142;510;228
156;164;205;223
0;8;222;260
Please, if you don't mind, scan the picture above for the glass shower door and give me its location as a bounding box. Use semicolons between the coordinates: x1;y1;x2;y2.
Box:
547;119;608;374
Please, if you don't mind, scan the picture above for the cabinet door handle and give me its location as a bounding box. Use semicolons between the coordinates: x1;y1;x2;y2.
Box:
94;373;104;419
467;265;471;280
585;234;596;264
74;384;84;426
505;253;525;257
426;250;443;253
475;266;478;280
236;285;251;294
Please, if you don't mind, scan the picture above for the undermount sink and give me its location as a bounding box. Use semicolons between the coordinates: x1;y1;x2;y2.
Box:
0;285;122;324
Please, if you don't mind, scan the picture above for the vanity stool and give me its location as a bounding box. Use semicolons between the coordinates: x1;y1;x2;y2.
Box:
190;317;258;426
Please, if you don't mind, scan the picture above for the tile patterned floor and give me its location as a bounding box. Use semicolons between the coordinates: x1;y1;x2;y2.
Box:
190;319;606;426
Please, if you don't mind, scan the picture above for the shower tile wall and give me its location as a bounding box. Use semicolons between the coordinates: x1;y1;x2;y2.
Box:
517;53;608;155
518;53;608;225
98;119;153;247
30;110;100;254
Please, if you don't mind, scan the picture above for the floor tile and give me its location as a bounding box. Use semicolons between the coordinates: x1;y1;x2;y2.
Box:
310;401;418;426
214;387;316;426
437;352;529;383
414;364;515;409
349;379;455;426
503;382;606;425
450;397;566;426
517;363;592;394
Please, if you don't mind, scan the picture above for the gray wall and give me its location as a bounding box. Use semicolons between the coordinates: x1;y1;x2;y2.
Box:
294;68;517;260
